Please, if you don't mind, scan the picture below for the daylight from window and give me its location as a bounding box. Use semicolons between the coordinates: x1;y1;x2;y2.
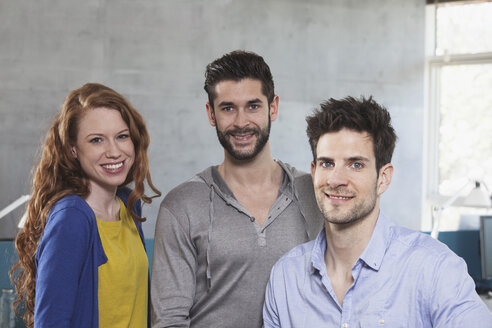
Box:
432;1;492;230
436;1;492;55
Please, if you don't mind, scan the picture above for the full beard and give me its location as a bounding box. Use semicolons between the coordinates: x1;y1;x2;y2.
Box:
215;119;271;161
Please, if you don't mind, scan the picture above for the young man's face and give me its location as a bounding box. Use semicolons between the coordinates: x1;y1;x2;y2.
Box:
310;128;393;225
206;78;278;161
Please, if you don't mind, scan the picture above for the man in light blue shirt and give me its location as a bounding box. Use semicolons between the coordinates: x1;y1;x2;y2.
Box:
263;96;492;327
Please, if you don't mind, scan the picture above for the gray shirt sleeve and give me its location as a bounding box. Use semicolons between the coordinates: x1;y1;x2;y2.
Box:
151;205;197;328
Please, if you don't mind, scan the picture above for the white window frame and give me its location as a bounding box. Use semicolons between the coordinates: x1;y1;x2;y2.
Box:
423;4;492;231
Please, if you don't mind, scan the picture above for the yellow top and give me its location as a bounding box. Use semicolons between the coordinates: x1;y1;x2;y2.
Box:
96;198;148;328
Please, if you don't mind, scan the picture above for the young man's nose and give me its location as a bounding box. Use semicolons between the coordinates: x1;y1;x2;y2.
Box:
326;166;349;188
233;109;249;128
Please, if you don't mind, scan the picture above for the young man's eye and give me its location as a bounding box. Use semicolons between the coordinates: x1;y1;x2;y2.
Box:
320;162;333;168
352;162;364;169
222;106;233;112
249;104;259;110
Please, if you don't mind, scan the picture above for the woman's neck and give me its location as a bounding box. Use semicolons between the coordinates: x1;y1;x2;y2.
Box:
85;182;120;221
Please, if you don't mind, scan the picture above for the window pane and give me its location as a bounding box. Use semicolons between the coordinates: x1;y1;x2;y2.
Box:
439;63;492;198
438;63;492;231
436;1;492;55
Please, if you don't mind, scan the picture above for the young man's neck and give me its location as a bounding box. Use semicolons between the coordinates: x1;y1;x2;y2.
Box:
323;206;380;306
219;143;280;186
324;206;380;274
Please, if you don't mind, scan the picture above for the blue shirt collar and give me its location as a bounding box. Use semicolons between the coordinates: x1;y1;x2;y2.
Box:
310;212;393;273
310;229;327;275
359;213;393;270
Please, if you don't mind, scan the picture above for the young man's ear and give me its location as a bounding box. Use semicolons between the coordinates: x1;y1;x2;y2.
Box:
377;163;394;196
310;161;316;180
206;102;216;127
269;95;279;122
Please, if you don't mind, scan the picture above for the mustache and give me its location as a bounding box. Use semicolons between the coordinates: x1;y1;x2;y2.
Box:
321;187;355;197
224;127;259;137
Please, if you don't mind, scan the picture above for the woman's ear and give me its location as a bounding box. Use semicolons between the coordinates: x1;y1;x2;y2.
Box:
71;146;77;158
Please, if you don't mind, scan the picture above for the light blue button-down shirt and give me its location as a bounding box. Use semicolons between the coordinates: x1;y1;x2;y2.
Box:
263;214;492;328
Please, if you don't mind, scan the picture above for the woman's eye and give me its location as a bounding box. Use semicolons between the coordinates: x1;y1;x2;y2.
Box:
118;134;130;140
90;137;102;143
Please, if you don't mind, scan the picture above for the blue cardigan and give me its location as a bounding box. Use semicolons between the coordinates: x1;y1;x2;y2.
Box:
34;188;146;328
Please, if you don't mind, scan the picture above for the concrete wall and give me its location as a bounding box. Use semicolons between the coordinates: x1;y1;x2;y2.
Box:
0;0;425;238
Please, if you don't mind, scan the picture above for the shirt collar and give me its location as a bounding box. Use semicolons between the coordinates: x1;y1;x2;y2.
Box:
310;212;393;274
310;228;328;275
359;212;393;271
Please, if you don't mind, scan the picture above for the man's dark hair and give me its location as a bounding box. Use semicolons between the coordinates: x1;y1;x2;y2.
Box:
204;50;275;109
306;96;397;172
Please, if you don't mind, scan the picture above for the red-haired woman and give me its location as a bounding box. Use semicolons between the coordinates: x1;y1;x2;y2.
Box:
10;83;160;327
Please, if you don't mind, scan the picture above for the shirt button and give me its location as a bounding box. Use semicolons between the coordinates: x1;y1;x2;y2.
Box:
342;323;348;328
379;318;385;325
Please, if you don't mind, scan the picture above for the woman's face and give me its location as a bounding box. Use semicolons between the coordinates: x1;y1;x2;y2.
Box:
72;107;135;194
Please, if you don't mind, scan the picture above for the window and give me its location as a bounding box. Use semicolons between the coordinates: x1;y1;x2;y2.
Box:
425;0;492;231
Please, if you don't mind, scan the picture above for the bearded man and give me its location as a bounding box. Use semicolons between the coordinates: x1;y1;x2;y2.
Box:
151;50;323;328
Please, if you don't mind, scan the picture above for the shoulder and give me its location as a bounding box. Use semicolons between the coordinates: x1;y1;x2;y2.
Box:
294;173;314;191
160;169;212;212
38;195;95;250
390;225;452;258
48;194;94;224
280;239;316;260
272;240;316;275
386;227;492;323
387;225;465;274
277;160;314;192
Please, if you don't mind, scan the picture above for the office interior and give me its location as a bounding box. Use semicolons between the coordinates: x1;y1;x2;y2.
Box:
1;0;491;324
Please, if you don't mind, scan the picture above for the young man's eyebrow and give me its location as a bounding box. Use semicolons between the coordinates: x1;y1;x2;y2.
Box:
217;101;234;107
315;156;370;163
347;156;370;162
217;98;262;108
246;98;262;105
315;156;333;163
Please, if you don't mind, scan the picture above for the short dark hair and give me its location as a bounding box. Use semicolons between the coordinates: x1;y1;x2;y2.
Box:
306;96;397;172
204;50;275;108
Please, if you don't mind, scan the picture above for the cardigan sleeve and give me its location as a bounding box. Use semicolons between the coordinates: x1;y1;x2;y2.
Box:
34;205;92;327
